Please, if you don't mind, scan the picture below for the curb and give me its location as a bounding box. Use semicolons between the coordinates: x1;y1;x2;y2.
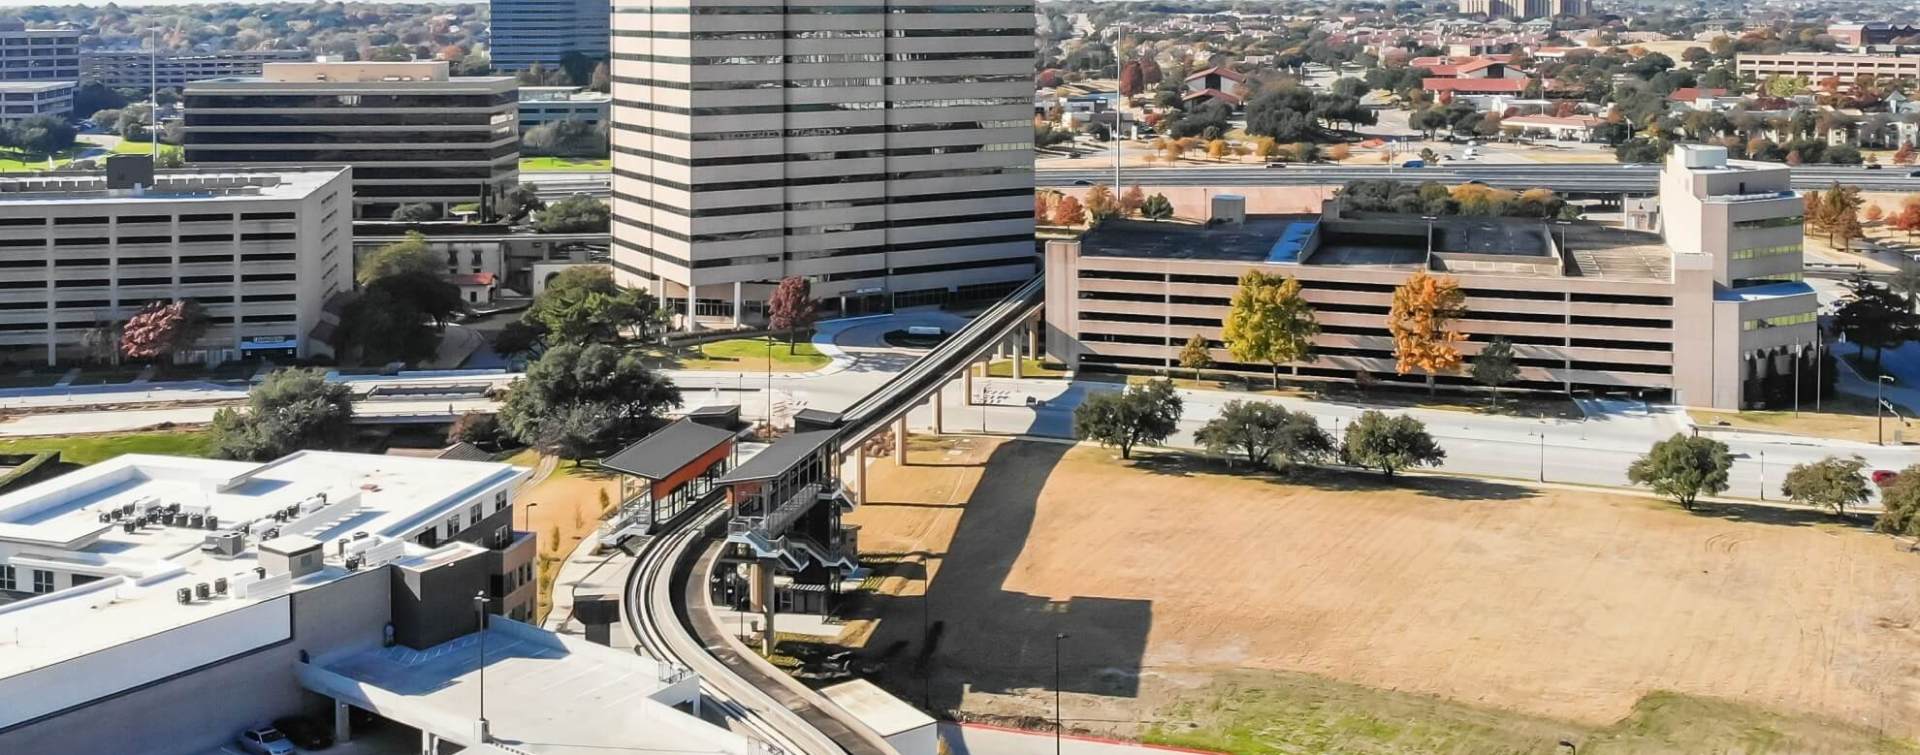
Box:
951;722;1226;755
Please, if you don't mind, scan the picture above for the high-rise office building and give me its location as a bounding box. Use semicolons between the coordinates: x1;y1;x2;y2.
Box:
0;19;79;82
609;0;1037;327
181;60;519;220
491;0;611;72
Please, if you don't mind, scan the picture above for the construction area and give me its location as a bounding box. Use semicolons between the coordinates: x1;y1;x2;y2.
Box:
830;437;1920;753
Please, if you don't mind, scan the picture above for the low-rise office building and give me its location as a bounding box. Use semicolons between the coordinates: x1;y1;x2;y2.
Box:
81;48;312;93
182;60;519;220
0;157;353;366
351;221;604;296
0;450;756;755
0;19;79;82
518;85;610;130
1043;146;1815;410
0;80;72;123
1736;52;1920;88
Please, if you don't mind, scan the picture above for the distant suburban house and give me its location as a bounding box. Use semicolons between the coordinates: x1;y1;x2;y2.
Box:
451;272;499;305
1182;66;1246;108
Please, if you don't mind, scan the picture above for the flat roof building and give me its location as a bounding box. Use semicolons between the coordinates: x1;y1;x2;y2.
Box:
81;48;313;93
609;0;1037;327
0;450;754;755
182;60;520;220
1042;146;1815;410
0;80;72;123
1736;52;1920;89
0;157;353;366
518;85;610;130
0;19;79;82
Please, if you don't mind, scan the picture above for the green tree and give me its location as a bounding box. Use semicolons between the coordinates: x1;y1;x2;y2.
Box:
1196;400;1331;471
7;115;74;155
1779;455;1871;516
1470;338;1519;409
1140;193;1175;221
499;184;545;223
499;343;682;460
1834;277;1917;369
1072;380;1182;460
356;231;441;286
1874;464;1920;536
533;195;610;233
447;411;507;450
1220;271;1318;389
526;266;667;345
210;369;354;461
389;203;441;222
1627;434;1732;510
1177;333;1214;381
1340;410;1445;478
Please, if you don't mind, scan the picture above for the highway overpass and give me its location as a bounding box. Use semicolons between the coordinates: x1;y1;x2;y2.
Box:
521;164;1920;200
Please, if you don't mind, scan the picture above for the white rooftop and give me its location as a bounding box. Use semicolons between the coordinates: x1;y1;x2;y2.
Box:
0;451;528;679
0;165;349;205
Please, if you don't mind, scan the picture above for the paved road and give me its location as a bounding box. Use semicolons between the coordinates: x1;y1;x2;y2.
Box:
904;375;1920;504
5;309;1916;503
1036;163;1920;193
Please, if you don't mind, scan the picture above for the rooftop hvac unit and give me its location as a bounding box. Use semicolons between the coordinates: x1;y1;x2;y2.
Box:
201;531;244;557
344;556;362;571
195;583;210;600
253;566;267;579
206;515;219;530
176;587;192;604
188;514;205;529
213;577;227;595
98;512;111;523
352;531;369;540
122;521;137;534
166;502;181;514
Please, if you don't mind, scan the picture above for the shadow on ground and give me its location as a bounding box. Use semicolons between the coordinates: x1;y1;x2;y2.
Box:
849;441;1152;713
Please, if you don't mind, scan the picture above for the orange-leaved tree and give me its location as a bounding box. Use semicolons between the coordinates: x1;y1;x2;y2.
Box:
1388;271;1468;395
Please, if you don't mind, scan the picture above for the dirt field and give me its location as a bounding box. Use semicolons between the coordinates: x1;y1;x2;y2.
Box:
838;438;1920;753
506;451;620;620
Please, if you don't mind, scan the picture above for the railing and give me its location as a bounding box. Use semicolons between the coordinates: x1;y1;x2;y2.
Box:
762;483;821;538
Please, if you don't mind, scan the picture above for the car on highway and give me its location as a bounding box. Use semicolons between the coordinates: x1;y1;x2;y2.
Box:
1265;162;1286;169
236;725;296;755
1909;170;1920;178
271;716;334;751
1866;163;1882;170
1873;469;1899;487
1401;159;1426;168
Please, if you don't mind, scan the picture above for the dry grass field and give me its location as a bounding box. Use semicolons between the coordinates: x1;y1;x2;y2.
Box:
836;438;1920;754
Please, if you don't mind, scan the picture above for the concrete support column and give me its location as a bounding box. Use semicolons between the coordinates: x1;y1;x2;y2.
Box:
333;699;352;744
1011;332;1025;380
963;362;974;406
931;388;943;435
894;416;908;465
854;442;868;507
420;730;437;755
731;281;743;328
1027;320;1040;360
758;558;777;656
684;284;700;333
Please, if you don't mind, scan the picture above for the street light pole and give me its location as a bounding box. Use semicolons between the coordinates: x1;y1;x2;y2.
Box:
521;501;538;532
1536;432;1545;482
1759;451;1766;500
1054;632;1069;755
474;591;489;741
1879;375;1895;446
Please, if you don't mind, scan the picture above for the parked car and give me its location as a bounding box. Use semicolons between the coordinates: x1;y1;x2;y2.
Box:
272;716;334;751
1872;469;1899;487
236;726;297;755
1401;159;1426;168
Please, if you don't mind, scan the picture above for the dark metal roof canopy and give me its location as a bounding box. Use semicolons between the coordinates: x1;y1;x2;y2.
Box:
715;430;839;484
600;418;737;481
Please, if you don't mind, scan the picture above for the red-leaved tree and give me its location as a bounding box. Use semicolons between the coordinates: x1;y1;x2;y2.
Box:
766;276;817;354
120;299;208;362
1119;60;1143;98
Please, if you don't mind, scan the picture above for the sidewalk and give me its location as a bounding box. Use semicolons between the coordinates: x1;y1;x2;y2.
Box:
941;722;1217;755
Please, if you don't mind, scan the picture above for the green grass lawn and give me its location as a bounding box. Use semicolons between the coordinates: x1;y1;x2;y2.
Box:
1144;671;1919;755
110;141;182;159
519;156;612;172
983;357;1067;378
0;430;213;465
666;338;830;373
0;151;70;171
